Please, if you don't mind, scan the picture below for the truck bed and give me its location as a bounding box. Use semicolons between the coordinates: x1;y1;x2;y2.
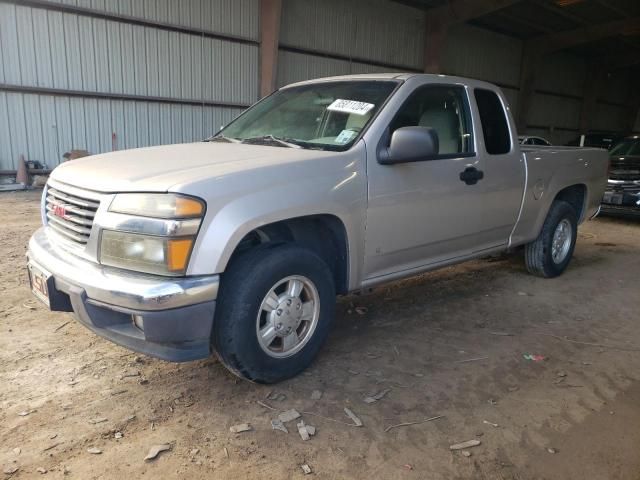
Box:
510;146;609;247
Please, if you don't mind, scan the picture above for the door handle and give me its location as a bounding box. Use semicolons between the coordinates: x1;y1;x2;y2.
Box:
459;166;484;185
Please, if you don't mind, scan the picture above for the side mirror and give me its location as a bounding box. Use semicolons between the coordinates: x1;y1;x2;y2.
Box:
379;126;439;164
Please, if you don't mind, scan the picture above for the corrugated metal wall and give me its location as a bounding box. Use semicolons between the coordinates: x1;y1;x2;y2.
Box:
536;52;587;98
443;25;522;89
280;0;424;68
594;70;632;133
0;0;258;170
277;0;424;87
0;91;243;168
276;6;633;146
443;27;633;144
36;0;260;39
441;24;522;118
1;0;636;172
528;52;632;143
0;5;258;101
525;53;582;144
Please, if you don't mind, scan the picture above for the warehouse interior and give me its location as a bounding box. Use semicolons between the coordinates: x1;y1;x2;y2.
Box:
1;0;639;173
3;2;640;479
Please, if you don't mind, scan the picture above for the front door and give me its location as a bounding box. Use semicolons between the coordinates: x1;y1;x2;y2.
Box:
363;83;493;281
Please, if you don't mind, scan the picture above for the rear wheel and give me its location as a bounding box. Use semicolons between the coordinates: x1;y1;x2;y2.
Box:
212;244;335;383
524;200;578;278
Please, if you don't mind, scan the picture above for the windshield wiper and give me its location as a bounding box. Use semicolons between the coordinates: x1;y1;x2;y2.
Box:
240;135;302;148
205;134;241;143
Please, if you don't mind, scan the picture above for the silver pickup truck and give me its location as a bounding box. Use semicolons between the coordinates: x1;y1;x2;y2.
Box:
27;73;608;383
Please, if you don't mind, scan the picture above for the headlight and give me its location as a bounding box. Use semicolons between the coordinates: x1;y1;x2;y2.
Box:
100;193;205;276
100;231;195;276
109;193;204;218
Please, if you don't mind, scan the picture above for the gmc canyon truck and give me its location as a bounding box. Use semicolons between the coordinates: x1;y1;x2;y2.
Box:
27;74;608;383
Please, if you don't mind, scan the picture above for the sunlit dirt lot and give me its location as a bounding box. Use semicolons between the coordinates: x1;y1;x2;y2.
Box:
2;190;640;480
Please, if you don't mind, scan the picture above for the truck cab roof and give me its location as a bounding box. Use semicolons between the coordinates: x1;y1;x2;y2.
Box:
284;73;501;91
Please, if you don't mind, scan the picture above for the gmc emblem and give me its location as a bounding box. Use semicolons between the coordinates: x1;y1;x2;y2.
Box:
53;204;67;218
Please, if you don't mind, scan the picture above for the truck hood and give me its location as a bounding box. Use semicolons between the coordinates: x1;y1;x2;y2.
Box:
50;142;337;193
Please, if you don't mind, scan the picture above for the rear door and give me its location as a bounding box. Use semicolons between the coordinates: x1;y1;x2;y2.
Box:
472;88;526;245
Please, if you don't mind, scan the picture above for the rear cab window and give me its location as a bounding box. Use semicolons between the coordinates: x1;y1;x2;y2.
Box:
474;89;511;155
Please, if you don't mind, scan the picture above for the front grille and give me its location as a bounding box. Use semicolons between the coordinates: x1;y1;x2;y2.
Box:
609;157;640;181
608;181;640;192
45;184;100;245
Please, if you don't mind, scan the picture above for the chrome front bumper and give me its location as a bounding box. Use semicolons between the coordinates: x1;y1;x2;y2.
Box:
27;227;219;361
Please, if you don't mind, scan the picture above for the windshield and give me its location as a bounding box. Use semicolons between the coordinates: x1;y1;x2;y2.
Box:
213;80;399;151
610;138;640;156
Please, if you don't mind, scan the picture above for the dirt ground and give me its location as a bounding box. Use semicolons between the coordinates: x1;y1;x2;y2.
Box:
2;190;640;480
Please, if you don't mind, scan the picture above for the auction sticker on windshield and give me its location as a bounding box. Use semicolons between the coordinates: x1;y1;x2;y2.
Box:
335;129;357;144
327;99;375;116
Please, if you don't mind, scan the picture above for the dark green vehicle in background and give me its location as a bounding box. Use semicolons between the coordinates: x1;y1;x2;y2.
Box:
602;135;640;216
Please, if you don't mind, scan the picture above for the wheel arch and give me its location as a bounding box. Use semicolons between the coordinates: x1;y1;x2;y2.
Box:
553;183;588;222
511;181;589;248
225;214;350;295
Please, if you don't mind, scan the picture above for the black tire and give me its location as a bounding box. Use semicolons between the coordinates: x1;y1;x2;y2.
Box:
524;200;578;278
212;244;335;383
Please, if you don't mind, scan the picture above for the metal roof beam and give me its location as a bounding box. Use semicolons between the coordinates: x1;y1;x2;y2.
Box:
593;0;629;19
529;0;640;53
426;0;520;24
527;16;640;53
533;0;588;26
495;10;555;34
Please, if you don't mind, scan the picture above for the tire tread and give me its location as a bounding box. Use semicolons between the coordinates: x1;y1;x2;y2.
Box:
212;243;335;383
524;200;577;278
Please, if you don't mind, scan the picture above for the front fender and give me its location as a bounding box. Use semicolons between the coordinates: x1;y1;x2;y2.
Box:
184;145;367;290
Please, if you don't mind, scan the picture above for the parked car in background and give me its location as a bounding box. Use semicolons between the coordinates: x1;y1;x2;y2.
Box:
27;73;609;383
566;131;624;150
602;135;640;216
518;135;552;146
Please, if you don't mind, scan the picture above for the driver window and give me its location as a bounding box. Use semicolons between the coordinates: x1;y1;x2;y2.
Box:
389;85;473;156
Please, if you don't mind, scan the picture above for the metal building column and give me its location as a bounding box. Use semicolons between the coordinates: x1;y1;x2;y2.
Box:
424;19;448;74
259;0;282;98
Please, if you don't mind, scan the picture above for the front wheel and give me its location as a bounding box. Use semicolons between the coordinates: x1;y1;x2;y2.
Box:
524;200;578;278
212;244;335;383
